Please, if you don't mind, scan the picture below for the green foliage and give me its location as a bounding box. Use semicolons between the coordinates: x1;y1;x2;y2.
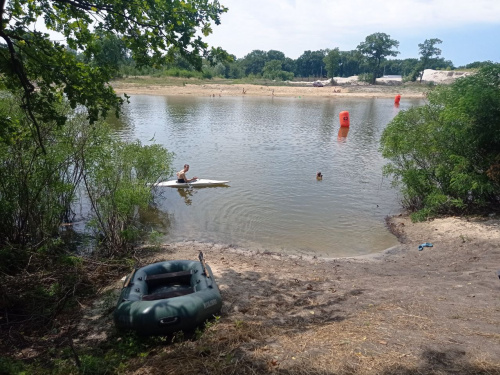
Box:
338;50;363;77
323;48;341;78
41;331;166;374
416;38;443;82
0;93;174;257
79;355;112;375
357;33;400;84
89;33;130;77
357;73;373;83
295;50;327;77
262;60;294;81
239;50;268;76
381;64;500;220
0;96;85;246
0;245;91;332
0;356;28;374
82;127;174;254
458;61;495;70
161;68;204;79
402;68;421;83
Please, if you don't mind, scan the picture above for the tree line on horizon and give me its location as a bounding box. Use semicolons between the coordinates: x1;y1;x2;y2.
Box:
84;32;494;84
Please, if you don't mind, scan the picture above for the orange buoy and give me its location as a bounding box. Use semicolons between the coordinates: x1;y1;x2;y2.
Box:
394;94;401;104
339;111;350;128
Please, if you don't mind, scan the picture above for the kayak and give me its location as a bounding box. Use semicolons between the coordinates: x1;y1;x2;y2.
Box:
114;253;222;336
153;179;229;188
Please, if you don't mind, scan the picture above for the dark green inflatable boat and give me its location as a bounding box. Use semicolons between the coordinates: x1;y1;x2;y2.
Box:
114;252;222;335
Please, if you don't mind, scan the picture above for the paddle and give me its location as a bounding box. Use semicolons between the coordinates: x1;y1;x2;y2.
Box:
198;251;211;278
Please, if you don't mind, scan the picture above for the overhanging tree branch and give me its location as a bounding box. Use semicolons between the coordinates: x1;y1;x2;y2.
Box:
0;30;46;153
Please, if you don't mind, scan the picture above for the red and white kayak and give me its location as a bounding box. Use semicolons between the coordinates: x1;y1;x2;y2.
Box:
153;179;230;188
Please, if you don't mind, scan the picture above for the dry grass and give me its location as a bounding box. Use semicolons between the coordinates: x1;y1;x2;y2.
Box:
120;308;500;375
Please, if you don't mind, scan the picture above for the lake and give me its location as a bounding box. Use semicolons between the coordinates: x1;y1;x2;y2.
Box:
115;94;424;257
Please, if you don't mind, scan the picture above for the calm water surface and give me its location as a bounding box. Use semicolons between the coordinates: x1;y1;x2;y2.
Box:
116;95;424;257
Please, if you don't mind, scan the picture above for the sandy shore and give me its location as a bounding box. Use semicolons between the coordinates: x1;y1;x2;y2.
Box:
111;80;426;99
110;69;470;100
76;214;500;374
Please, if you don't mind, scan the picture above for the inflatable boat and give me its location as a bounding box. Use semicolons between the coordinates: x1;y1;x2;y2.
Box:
114;253;222;335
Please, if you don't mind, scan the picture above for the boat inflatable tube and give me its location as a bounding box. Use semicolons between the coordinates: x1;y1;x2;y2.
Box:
114;260;222;336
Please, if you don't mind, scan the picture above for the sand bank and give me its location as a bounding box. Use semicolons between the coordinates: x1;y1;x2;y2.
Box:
78;214;500;374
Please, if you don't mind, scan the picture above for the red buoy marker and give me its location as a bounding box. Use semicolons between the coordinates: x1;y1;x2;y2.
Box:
339;111;350;128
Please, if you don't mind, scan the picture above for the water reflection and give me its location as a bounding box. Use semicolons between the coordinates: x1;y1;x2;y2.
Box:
176;188;193;205
137;204;173;235
337;127;349;142
113;95;424;257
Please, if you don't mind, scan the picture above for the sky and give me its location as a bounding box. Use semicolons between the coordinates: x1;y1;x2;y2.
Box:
204;0;500;67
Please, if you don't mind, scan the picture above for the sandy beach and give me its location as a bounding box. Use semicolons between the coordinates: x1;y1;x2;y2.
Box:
73;71;500;374
110;69;469;100
111;80;426;100
76;214;500;374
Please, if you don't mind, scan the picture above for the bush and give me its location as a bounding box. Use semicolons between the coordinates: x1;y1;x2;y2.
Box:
0;95;174;256
82;128;174;255
357;73;372;83
381;64;500;220
0;97;85;247
0;356;27;374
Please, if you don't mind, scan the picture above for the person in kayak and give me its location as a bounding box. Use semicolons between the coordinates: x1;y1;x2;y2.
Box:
177;164;198;183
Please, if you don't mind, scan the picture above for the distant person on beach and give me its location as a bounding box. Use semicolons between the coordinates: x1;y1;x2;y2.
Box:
177;164;198;183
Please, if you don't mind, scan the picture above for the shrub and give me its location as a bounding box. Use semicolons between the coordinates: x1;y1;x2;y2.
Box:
357;73;372;83
0;97;85;246
82;128;174;255
0;95;174;255
381;64;500;220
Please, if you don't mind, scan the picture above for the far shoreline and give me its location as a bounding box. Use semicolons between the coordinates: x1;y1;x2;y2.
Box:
110;69;469;99
111;80;428;99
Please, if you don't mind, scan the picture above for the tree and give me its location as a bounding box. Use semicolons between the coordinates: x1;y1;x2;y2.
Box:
165;47;198;71
89;32;128;76
460;61;495;70
262;60;293;81
357;32;399;84
240;50;268;76
323;48;341;81
400;58;419;77
0;0;227;265
267;50;286;62
338;50;363;77
282;57;296;74
295;50;327;78
380;64;500;221
417;38;442;82
0;0;227;150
